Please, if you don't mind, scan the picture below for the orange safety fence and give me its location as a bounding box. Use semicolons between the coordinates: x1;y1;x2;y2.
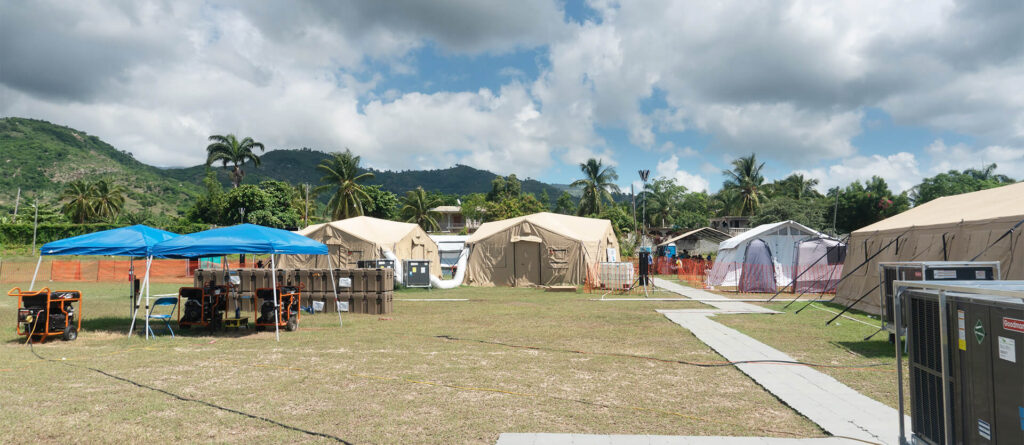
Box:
1;258;195;284
675;258;714;288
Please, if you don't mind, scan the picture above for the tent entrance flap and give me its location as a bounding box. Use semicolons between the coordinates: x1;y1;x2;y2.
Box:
513;241;542;286
740;239;777;293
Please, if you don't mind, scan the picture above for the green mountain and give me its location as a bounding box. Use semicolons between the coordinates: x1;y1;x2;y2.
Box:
0;117;574;216
0;117;201;215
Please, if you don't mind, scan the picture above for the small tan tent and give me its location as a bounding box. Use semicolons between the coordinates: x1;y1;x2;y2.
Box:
834;182;1024;314
278;216;441;276
465;212;620;287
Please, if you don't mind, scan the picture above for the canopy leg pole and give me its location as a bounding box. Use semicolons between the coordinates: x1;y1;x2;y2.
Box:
129;257;152;338
29;255;42;290
271;255;280;342
145;257;152;340
327;255;342;328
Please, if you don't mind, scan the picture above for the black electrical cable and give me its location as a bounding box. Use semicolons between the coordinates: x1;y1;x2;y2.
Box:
434;335;894;370
25;341;354;444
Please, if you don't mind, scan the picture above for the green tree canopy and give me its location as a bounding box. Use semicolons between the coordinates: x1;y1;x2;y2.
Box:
911;163;1014;205
572;158;619;216
554;191;577;215
400;186;442;231
205;134;266;188
363;185;400;220
749;196;827;230
315;149;375;220
831;176;910;234
721;153;766;216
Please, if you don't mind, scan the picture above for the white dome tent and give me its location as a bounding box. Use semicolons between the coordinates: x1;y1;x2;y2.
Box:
706;220;840;292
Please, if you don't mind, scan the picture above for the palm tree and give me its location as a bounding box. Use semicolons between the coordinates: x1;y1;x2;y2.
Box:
60;179;96;224
205;134;266;188
400;187;441;231
721;153;766;215
774;173;820;200
639;181;679;228
314;149;375;220
91;179;127;221
572;158;620;216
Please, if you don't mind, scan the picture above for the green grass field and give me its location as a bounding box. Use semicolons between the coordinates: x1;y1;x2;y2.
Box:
0;281;903;444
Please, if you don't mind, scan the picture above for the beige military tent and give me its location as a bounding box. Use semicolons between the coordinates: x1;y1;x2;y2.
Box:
834;182;1024;314
465;212;620;287
277;216;441;276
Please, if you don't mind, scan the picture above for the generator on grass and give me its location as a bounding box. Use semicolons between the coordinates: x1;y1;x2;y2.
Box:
10;287;82;343
177;281;228;331
254;286;301;332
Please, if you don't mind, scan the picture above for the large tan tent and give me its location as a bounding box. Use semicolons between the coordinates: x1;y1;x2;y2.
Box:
464;212;620;287
277;216;441;276
834;182;1024;314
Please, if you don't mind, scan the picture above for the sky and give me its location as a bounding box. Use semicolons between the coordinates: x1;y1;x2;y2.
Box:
1;0;1022;194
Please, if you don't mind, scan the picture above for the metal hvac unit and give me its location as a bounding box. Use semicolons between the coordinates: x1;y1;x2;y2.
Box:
404;260;431;288
357;259;395;270
894;281;1024;445
879;262;999;336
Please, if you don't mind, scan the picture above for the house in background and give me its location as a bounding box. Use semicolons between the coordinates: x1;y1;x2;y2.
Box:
432;205;481;233
709;216;751;236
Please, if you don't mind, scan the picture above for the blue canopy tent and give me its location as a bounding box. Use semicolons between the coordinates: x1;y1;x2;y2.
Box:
151;224;338;341
31;225;180;338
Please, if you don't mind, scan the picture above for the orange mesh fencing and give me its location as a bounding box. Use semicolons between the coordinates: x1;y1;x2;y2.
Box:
1;258;193;283
675;258;713;288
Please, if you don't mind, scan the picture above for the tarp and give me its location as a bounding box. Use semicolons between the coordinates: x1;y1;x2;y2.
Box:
40;224;179;257
706;220;831;290
276;216;440;276
834;182;1024;314
151;224;327;258
465;212;620;287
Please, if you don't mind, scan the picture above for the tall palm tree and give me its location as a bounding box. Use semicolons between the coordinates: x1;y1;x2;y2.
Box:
91;179;127;221
60;179;96;224
721;153;766;215
571;158;620;216
314;149;375;220
400;187;441;231
205;134;266;188
774;173;820;200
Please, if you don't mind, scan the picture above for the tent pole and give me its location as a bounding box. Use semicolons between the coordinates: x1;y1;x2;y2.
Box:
129;257;151;338
271;255;280;342
327;255;343;328
29;255;42;290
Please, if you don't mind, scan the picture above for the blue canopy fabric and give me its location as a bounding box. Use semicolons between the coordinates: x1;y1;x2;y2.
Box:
40;225;179;257
150;224;327;258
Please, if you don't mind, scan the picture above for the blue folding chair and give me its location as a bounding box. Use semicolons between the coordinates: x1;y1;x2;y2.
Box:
147;297;178;338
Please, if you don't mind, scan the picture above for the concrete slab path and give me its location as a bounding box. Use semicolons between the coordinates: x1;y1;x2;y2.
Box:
496;433;863;444
657;310;909;445
652;278;779;314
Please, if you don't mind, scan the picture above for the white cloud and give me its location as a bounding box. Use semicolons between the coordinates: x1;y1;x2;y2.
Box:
924;139;1024;176
797;152;921;193
655;154;710;192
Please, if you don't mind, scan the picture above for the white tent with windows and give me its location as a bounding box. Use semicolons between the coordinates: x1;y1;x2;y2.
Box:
706;220;837;292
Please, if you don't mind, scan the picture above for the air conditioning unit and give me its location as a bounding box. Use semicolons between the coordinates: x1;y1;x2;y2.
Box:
893;280;1024;445
357;259;395;270
879;262;999;338
403;260;431;288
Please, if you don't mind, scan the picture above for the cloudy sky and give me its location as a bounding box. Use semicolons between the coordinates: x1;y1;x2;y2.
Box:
2;0;1022;193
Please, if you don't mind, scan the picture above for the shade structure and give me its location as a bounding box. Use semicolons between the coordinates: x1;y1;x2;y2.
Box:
834;182;1024;314
464;212;620;287
276;216;440;276
40;224;179;257
151;223;328;258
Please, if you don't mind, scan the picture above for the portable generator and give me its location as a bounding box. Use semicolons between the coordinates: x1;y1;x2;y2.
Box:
10;287;82;343
254;286;301;332
177;283;228;331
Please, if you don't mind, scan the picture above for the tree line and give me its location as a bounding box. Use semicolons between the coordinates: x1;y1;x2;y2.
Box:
10;133;1014;250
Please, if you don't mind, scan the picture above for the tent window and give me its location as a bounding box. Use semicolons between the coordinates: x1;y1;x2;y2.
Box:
549;248;568;263
827;245;847;265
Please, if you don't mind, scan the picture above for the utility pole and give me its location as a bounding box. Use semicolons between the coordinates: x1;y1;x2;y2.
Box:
304;184;310;228
13;188;20;220
630;183;637;235
638;170;650;247
31;199;39;252
832;187;840;236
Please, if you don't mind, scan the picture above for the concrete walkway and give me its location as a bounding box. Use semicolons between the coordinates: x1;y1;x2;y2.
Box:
652;278;779;314
496;433;862;444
